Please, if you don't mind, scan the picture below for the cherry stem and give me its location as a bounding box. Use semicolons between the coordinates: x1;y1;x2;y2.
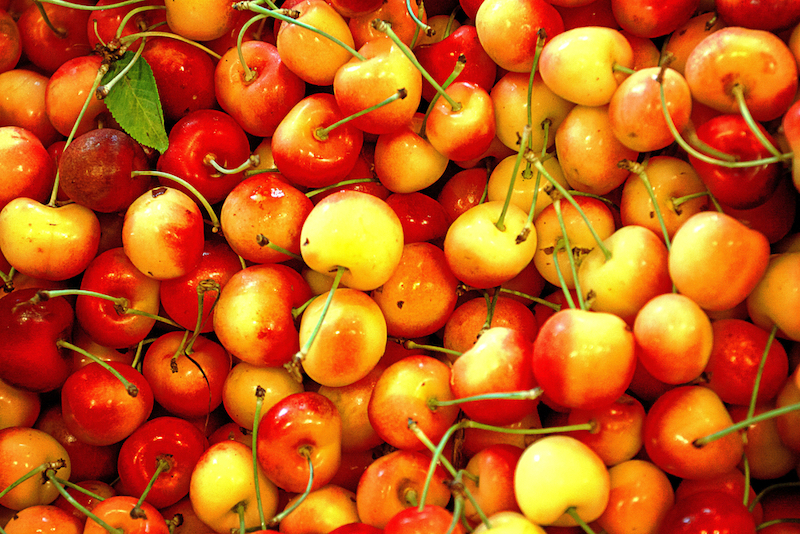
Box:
165;514;184;534
132;171;221;233
96;37;147;98
36;288;182;329
236;13;271;82
495;125;532;232
304;177;379;197
38;0;148;10
255;234;302;261
671;190;710;209
657;71;792;168
731;84;783;159
683;124;739;162
292;265;347;366
0;460;66;501
427;387;543;411
268;449;314;527
57;340;140;397
565;506;597;534
292;294;318;321
419;54;466;139
406;0;432;48
185;279;221;355
34;0;67;38
749;481;800;513
459;284;561;310
478;288;500;338
694;400;800;448
551;240;576;310
206;154;260;175
758;518;800;530
47;469;125;534
554;199;586;310
0;267;14;293
133;456;171;515
48;64;108;207
235;502;246;534
407;419;492;529
742;452;751;509
402;339;462;357
252;386;268;531
245;167;281;177
315;88;408;141
243;2;366;62
618;159;671;250
52;476;108;502
115;4;166;41
523;149;613;261
747;324;779;422
372;18;461;112
120;30;221;59
446;476;466;534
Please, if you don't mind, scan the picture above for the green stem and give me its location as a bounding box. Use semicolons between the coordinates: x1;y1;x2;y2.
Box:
207;154;260;175
286;265;347;380
742;452;751;509
612;63;635;75
0;460;64;501
133;456;171;512
119;31;222;60
115;4;166;41
731;83;782;159
694;400;800;448
315;89;408;140
749;481;800;513
255;234;302;261
46;469;124;534
671;190;710;208
479;288;500;337
403;339;462;357
554;199;586;310
184;279;221;355
36;288;182;329
494;125;531;232
49;63;108;206
38;0;149;10
236;13;270;82
0;267;14;293
552;240;576;310
757;519;800;531
252;386;268;531
371;19;461;112
428;387;543;410
34;0;67;38
419;54;466;139
132;171;221;233
292;295;318;321
747;324;779;422
522;151;613;261
565;506;597;534
304;178;379;198
658;71;792;168
244;2;365;60
52;477;108;502
268;450;314;527
406;0;432;45
57;340;140;397
618;159;671;250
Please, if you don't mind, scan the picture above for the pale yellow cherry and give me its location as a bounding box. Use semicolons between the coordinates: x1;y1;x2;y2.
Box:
277;0;356;86
514;435;610;526
300;190;404;291
491;71;575;153
487;153;569;219
443;200;537;290
164;0;238;41
539;26;634;106
0;198;99;281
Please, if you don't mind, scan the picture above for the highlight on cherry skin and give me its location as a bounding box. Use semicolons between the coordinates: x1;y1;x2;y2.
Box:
3;0;800;533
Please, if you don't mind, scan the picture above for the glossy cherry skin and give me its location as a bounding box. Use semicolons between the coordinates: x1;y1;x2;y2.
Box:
385;192;450;245
60;361;154;447
16;0;92;74
117;416;209;509
384;505;466;534
0;287;73;393
141;330;232;420
157;109;253;205
688;114;781;209
659;491;757;534
414;24;498;104
83;495;170;534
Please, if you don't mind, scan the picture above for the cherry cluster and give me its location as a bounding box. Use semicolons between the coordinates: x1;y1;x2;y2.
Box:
1;0;800;533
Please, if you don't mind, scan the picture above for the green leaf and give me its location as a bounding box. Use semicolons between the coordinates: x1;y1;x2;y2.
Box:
102;51;169;154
